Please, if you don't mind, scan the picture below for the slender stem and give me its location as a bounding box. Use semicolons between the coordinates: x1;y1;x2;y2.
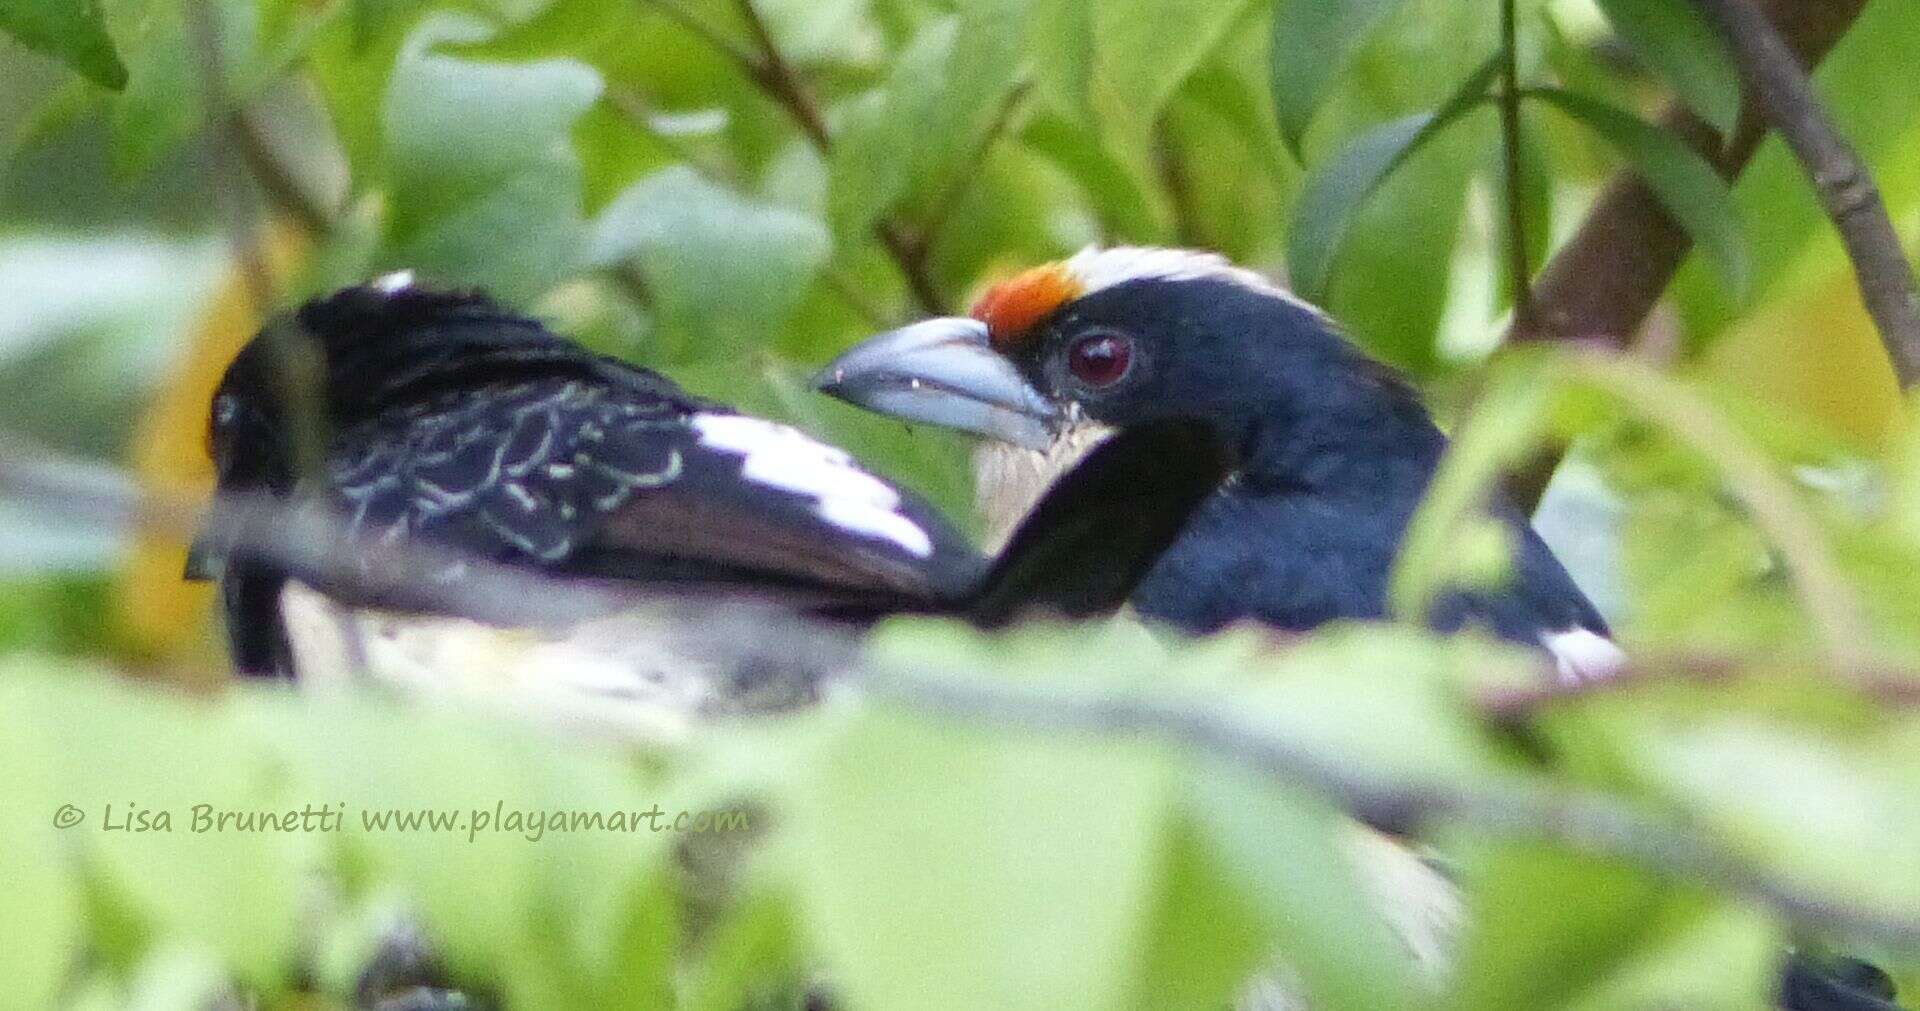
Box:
1497;0;1534;328
918;80;1033;245
640;0;949;314
1690;0;1920;387
230;111;335;241
1153;119;1206;248
732;0;832;151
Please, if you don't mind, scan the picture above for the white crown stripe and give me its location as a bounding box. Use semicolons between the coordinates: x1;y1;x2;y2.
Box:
1060;246;1327;320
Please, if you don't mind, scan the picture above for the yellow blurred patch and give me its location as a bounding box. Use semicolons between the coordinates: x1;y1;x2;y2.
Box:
1704;261;1905;448
117;225;309;678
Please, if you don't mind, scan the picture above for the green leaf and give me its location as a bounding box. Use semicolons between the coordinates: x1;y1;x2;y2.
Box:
1267;0;1407;157
1221;626;1513;787
1529;86;1749;298
0;666;307;985
382;13;602;301
1445;841;1745;1010
1087;0;1259;152
1633;718;1920;914
1020;111;1166;242
591;166;830;360
828;0;1028;244
791;704;1172;1011
1286;54;1496;302
1127;812;1273;1010
1178;763;1424;1010
828;16;956;241
1594;0;1741;136
0;667;85;1007
0;0;127;88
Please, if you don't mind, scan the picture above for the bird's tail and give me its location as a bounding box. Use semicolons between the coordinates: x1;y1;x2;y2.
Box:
960;419;1230;627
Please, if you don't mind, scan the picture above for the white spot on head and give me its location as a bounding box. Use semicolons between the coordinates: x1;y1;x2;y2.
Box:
690;413;935;557
1059;246;1327;318
372;269;418;294
1542;627;1628;684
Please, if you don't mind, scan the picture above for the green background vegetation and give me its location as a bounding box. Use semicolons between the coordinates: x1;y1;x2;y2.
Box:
2;0;1919;1006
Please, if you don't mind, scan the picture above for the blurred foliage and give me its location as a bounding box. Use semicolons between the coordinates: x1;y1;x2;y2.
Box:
2;0;1920;1006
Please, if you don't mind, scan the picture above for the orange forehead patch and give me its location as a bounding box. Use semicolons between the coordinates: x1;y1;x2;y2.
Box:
970;263;1084;350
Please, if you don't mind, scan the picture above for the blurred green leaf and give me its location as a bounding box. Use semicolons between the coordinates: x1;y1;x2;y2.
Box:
790;700;1171;1011
1267;0;1406;157
1632;718;1920;914
829;0;1027;245
0;665;85;1008
382;13;601;300
0;0;127;88
592;165;829;359
1286;55;1496;302
1528;86;1749;298
1594;0;1740;136
1445;841;1764;1010
1087;0;1257;154
1127;812;1272;1010
1179;763;1422;1010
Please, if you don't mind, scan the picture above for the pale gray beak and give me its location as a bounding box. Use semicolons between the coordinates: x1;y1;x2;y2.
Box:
813;317;1060;450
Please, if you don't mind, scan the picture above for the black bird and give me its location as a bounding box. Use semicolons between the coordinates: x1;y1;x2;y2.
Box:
817;246;1899;1011
185;274;1228;686
815;246;1624;681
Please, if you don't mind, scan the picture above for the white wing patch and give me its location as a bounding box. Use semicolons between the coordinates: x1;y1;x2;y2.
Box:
1541;627;1628;684
690;413;935;557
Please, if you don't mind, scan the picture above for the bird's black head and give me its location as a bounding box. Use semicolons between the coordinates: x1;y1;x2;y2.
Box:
204;274;576;497
190;275;592;580
814;247;1440;485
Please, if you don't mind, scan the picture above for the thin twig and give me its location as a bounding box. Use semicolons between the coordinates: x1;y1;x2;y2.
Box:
640;0;949;314
229;110;336;241
1690;0;1920;387
857;664;1920;952
731;0;831;151
1153;120;1206;249
1497;0;1534;326
917;80;1034;247
0;436;689;629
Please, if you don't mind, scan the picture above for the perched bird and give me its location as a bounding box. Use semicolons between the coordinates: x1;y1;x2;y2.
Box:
818;246;1894;1011
815;245;1625;681
185;275;1228;712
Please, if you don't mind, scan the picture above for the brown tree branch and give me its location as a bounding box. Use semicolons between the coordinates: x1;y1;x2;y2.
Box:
1503;0;1868;510
1691;0;1920;388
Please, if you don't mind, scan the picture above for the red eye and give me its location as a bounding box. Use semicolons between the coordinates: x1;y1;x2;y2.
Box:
1066;332;1133;388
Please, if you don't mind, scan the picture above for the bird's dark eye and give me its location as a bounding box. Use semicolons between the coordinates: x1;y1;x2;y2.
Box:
1066;332;1133;388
